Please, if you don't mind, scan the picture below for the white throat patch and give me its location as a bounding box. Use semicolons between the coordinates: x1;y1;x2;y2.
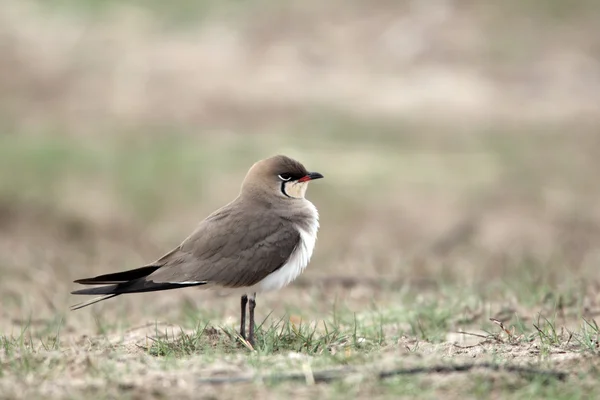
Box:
283;181;309;199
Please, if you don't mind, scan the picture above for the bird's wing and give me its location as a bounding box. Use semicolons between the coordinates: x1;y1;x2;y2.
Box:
146;203;302;288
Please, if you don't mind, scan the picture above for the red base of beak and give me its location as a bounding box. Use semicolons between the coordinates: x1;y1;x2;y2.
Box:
299;172;324;182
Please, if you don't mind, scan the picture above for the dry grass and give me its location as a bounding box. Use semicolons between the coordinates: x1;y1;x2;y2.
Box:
2;1;600;399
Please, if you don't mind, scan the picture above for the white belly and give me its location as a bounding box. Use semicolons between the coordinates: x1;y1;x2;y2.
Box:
253;203;319;292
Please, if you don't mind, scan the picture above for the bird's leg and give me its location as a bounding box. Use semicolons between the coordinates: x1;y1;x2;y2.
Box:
248;293;257;346
240;295;248;340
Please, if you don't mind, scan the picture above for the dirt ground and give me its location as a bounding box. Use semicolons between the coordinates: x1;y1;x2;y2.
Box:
1;1;600;399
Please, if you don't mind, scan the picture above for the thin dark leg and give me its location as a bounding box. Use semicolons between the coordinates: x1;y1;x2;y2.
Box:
240;295;248;339
248;293;257;346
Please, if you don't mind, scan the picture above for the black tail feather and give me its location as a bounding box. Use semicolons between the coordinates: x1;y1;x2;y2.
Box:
70;279;207;310
71;284;120;296
70;294;120;310
71;280;206;296
71;263;208;310
73;266;161;285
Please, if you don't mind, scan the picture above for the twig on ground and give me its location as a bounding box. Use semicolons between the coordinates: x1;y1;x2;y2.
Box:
453;341;491;349
490;318;512;338
456;330;503;344
196;362;568;385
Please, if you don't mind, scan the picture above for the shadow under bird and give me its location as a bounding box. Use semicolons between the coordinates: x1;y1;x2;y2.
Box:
70;155;324;346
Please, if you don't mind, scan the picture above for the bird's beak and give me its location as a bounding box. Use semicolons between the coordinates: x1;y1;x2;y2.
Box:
298;172;324;182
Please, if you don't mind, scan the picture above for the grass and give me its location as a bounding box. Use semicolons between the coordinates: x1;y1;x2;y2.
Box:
1;291;599;398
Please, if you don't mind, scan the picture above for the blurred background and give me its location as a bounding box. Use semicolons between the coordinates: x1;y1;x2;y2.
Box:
1;0;600;332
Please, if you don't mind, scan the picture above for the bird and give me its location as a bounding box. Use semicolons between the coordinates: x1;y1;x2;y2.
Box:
70;154;324;346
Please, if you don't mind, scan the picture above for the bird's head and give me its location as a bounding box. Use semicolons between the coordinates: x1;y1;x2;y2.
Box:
241;155;324;200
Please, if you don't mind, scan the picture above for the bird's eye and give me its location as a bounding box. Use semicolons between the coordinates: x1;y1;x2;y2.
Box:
278;173;292;181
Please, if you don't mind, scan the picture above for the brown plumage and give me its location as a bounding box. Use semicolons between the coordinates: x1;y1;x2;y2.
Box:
71;155;324;346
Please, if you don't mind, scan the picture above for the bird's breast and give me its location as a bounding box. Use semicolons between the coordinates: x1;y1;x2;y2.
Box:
255;201;319;292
